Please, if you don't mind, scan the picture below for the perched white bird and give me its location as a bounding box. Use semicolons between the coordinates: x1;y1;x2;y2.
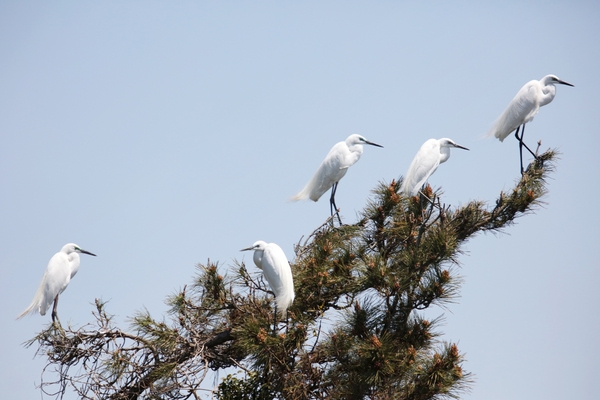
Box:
291;134;383;224
241;241;295;319
401;138;469;197
17;243;96;323
487;74;573;173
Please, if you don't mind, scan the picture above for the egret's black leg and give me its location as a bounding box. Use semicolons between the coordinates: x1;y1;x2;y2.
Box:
51;295;60;324
515;125;524;174
273;301;278;335
519;124;539;156
515;124;539;174
329;182;342;225
329;183;337;217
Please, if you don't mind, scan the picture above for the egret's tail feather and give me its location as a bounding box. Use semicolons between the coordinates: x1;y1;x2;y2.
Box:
17;299;41;319
290;190;309;202
17;304;35;319
486;128;508;142
275;290;295;318
486;112;520;142
399;177;420;197
290;184;316;202
485;124;506;142
399;181;409;196
16;281;46;319
291;172;325;202
485;128;497;139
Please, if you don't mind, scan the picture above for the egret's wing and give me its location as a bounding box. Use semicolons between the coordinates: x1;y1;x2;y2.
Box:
401;140;440;196
262;244;295;315
488;81;539;142
291;142;348;202
261;245;289;297
17;252;70;318
505;84;539;127
40;253;71;315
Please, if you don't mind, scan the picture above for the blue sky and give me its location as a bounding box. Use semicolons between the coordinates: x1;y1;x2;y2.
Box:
1;2;599;399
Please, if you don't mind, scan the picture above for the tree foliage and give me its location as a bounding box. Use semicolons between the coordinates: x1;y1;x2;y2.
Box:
26;152;556;399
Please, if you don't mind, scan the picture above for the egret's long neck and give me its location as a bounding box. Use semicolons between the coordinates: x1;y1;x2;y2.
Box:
345;143;364;165
439;147;451;164
253;250;263;270
539;84;556;107
68;252;81;279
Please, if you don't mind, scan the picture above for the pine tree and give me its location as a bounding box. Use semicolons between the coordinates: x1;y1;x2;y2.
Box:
26;151;556;399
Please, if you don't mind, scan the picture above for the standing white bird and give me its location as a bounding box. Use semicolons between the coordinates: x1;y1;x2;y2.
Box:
401;138;469;197
240;241;295;322
17;243;96;323
487;74;573;174
291;134;383;224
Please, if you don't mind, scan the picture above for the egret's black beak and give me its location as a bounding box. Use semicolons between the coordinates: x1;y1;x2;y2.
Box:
80;249;97;257
365;140;384;148
454;144;470;151
240;246;254;252
556;79;574;87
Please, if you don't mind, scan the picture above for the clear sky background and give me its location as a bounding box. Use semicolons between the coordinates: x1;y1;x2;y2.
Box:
1;1;598;399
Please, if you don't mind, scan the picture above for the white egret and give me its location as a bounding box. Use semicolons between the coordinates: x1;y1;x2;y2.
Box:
401;138;469;197
17;243;96;323
291;134;383;224
240;241;294;325
487;74;573;174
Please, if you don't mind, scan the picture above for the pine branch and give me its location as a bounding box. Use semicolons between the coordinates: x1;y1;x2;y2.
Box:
27;151;556;399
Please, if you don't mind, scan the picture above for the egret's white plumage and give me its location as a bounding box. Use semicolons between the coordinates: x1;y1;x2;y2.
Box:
487;74;573;142
401;138;469;197
291;134;382;222
241;241;294;317
17;243;96;322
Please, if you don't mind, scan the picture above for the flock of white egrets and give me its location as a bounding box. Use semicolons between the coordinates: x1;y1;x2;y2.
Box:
18;74;572;328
